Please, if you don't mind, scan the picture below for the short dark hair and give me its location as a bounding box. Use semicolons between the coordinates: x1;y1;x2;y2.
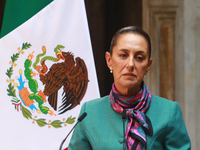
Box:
109;26;151;59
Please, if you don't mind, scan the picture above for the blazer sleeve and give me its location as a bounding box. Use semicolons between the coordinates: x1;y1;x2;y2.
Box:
68;102;92;150
164;102;191;150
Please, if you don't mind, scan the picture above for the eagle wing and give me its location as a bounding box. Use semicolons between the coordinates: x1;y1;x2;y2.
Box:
59;57;89;114
40;62;67;110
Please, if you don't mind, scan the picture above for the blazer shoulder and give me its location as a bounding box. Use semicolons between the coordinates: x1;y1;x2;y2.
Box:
147;95;191;149
147;95;181;118
151;95;178;107
84;95;110;107
81;95;111;114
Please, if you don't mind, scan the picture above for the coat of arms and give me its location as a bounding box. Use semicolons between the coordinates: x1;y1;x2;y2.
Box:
6;43;89;128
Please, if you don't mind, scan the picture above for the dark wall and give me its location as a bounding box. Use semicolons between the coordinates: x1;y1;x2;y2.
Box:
0;0;142;97
0;0;6;32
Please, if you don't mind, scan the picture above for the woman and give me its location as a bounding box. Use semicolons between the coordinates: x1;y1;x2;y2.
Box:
68;26;191;150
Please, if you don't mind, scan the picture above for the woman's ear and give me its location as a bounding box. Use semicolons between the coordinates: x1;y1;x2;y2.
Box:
146;58;153;74
105;52;112;69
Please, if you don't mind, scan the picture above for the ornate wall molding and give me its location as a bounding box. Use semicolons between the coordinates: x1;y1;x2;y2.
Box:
143;0;200;149
143;5;177;101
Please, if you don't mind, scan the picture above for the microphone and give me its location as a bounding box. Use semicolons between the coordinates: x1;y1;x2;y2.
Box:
59;112;87;150
122;109;126;150
78;112;87;122
122;109;126;120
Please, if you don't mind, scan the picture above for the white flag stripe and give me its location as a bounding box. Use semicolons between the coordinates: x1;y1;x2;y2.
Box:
0;0;99;149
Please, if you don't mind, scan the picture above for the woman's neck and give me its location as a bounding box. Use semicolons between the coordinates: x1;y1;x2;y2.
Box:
115;85;141;96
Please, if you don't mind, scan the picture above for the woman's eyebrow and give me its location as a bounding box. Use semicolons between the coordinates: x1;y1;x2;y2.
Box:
119;49;146;54
135;51;146;54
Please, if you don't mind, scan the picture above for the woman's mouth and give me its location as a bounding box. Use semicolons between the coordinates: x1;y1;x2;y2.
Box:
123;73;136;77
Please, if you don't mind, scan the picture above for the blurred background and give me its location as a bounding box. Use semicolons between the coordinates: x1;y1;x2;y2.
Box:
1;0;199;149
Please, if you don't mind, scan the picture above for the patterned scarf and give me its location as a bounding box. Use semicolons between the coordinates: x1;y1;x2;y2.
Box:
109;82;153;150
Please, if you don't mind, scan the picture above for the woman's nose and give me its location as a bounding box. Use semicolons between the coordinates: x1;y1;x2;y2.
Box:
127;57;134;70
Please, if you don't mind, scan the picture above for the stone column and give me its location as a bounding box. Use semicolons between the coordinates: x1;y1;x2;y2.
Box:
183;0;200;149
143;0;200;149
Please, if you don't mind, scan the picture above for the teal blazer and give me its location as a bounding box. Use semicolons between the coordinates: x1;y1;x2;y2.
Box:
68;95;191;150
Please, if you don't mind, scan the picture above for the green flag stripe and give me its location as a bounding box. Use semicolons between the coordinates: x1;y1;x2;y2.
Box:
0;0;53;38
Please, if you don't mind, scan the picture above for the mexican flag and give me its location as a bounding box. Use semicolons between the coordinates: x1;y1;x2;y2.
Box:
0;0;100;150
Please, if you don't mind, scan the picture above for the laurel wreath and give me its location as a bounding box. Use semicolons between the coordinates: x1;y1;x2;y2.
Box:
6;42;75;128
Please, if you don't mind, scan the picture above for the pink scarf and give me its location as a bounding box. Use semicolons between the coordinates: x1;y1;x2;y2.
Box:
109;82;153;150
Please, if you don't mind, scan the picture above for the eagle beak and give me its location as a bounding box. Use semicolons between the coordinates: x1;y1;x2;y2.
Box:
56;52;65;61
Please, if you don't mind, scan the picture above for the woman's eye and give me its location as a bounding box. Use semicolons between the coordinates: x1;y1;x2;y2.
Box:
136;56;144;61
120;53;127;58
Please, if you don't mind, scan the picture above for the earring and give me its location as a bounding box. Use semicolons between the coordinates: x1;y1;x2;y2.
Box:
110;68;113;73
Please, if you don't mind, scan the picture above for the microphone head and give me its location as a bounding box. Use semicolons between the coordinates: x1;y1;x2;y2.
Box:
122;109;126;119
78;112;87;122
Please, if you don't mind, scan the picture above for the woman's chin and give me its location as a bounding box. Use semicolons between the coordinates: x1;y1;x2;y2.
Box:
118;81;140;90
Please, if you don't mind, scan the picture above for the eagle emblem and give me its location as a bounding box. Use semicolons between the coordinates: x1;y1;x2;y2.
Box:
6;43;89;128
35;45;89;114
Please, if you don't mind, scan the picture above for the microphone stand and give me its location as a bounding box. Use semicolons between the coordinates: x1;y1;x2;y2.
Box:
59;122;79;150
59;112;87;150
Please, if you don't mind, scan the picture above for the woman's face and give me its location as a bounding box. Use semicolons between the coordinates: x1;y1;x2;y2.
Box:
106;33;153;95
